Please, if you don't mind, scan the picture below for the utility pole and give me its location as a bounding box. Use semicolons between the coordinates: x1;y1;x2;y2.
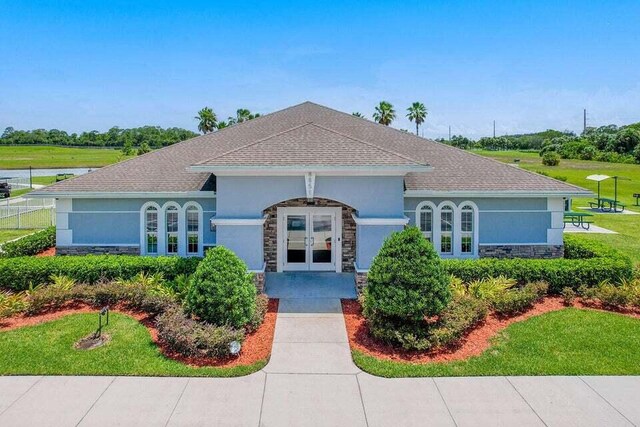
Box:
583;108;587;134
493;120;496;138
448;126;451;141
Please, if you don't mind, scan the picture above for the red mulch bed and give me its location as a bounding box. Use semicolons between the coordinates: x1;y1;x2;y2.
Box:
35;247;55;257
0;299;279;369
342;297;640;364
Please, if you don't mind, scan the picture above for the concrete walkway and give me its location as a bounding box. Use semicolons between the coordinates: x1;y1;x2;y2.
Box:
1;273;639;426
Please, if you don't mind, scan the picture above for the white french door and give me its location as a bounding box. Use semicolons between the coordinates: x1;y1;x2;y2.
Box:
277;207;342;272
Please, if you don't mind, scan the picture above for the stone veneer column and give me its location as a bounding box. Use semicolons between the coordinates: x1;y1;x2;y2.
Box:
262;198;356;272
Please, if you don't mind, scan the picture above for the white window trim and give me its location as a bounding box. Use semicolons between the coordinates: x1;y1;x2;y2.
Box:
140;202;162;256
415;201;437;242
140;201;205;257
414;200;479;258
184;201;204;257
458;201;480;257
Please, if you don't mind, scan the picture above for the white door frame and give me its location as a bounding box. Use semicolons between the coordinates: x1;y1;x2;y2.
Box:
276;206;342;273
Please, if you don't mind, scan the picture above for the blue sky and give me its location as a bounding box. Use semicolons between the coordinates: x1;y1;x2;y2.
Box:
1;1;639;138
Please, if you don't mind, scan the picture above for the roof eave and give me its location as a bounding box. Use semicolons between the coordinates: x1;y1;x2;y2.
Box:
403;189;594;198
27;190;216;199
188;164;432;176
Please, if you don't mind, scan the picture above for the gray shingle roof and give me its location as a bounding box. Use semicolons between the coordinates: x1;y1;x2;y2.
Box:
35;102;590;195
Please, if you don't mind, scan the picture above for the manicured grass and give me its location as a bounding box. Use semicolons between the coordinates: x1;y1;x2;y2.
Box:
353;308;640;377
0;146;132;169
0;229;36;244
0;312;265;377
475;149;640;265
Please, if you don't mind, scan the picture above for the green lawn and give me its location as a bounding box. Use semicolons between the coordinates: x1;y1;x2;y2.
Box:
0;229;36;244
475;150;640;265
0;312;265;377
0;146;132;169
353;308;640;377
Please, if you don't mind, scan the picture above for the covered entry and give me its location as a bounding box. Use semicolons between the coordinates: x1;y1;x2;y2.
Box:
277;206;342;272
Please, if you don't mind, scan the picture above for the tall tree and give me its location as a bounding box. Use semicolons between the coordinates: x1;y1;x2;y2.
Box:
194;107;217;134
406;102;428;136
372;101;396;126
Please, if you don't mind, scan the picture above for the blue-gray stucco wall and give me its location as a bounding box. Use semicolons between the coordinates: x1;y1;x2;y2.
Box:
69;198;216;245
216;176;404;218
404;197;550;244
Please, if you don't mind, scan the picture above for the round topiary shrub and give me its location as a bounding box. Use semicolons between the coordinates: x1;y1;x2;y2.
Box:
363;226;451;322
542;151;560;166
185;246;257;328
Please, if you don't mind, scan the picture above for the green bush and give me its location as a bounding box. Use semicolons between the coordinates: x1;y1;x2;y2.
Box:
580;279;640;310
363;227;451;322
561;287;576;305
156;306;244;358
185;246;256;328
542;151;560;166
443;235;632;293
0;227;55;258
429;295;488;348
490;281;548;316
247;294;269;333
0;255;200;291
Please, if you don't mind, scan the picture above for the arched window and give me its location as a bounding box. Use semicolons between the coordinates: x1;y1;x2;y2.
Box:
418;204;434;241
460;205;474;254
145;205;158;255
186;204;200;255
440;205;454;255
165;205;179;255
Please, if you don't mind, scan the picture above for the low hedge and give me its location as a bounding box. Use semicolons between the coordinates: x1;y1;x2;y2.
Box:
0;255;201;291
0;227;55;258
442;235;633;293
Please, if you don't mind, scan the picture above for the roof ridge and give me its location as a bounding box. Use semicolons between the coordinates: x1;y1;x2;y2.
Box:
192;122;314;165
307;122;427;166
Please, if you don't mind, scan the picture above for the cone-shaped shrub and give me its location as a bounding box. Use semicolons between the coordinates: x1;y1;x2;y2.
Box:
363;226;451;322
185;246;257;328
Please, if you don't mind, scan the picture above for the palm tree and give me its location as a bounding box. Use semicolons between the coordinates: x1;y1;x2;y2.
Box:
372;101;396;126
406;102;428;135
194;107;217;134
352;112;365;118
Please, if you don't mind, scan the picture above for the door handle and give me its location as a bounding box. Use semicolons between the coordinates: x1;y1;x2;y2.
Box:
310;237;315;246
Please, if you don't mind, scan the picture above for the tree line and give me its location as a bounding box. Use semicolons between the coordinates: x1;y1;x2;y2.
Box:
439;123;640;164
0;126;197;149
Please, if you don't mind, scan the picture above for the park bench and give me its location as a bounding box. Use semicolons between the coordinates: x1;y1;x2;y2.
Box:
563;211;594;230
634;193;640;206
588;197;625;213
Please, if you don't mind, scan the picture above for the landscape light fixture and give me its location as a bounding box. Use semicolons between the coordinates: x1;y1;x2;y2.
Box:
229;340;242;356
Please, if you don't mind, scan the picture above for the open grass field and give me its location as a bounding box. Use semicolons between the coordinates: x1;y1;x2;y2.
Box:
0;229;36;244
0;146;132;169
0;312;265;377
475;150;640;265
353;308;640;377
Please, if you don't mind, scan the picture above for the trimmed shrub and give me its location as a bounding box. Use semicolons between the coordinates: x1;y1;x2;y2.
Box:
429;296;488;348
443;235;632;293
246;294;269;333
542;151;560;166
185;246;256;328
0;227;55;258
363;227;451;321
561;287;576;305
0;255;200;291
490;281;548;316
156;306;244;358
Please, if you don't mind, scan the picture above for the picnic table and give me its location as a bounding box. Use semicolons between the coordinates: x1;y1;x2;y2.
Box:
588;197;625;213
563;211;594;230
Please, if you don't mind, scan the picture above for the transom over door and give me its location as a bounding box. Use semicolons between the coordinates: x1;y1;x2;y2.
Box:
278;207;342;272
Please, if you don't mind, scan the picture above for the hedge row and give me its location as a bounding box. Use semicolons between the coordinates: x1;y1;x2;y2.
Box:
0;227;55;258
0;255;201;291
443;235;633;293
